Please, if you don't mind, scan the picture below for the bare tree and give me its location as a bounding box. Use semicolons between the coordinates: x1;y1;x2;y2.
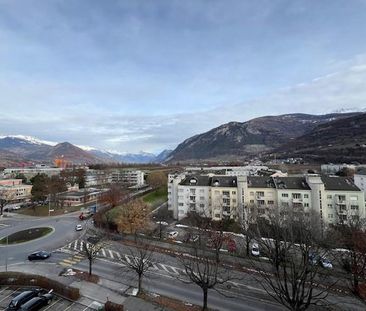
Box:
146;171;167;189
0;189;15;216
250;207;334;311
118;239;155;294
80;227;108;275
330;216;366;298
178;242;233;311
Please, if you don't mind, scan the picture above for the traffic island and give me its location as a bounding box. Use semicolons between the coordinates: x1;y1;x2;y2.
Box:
0;227;53;245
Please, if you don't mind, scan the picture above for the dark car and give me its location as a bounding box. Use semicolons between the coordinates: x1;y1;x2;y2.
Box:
19;293;53;311
28;251;51;261
5;290;40;310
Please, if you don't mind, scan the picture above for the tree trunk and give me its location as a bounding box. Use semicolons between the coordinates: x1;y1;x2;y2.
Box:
138;273;142;293
89;259;92;275
246;235;250;256
202;288;208;311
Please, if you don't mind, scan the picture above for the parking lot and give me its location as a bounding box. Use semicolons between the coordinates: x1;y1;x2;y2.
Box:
0;287;97;311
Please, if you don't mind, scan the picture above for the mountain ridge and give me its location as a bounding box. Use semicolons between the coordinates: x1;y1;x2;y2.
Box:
167;112;361;163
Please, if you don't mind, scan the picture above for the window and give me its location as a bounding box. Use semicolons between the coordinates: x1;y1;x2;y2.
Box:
292;193;301;199
214;214;220;218
199;196;205;200
304;194;309;199
268;200;274;205
328;214;333;218
304;203;309;207
250;192;254;196
250;200;254;203
223;191;230;196
257;191;264;197
189;196;196;202
232;199;237;203
178;203;184;206
282;193;288;198
258;200;265;205
199;203;205;208
232;191;236;195
327;195;332;199
282;202;289;208
223;198;230;205
328;204;332;208
351;205;359;210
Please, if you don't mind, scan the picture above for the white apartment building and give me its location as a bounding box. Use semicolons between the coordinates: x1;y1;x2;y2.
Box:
85;169;112;187
185;166;269;176
111;170;145;187
354;168;366;201
168;174;365;226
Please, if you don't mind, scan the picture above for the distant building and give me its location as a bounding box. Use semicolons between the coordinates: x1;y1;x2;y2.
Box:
57;188;107;207
0;179;32;203
185;166;270;176
321;163;357;174
111;170;145;187
84;169;112;187
3;165;62;180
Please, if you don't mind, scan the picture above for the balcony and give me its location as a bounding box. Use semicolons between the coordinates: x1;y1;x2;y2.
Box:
292;198;303;204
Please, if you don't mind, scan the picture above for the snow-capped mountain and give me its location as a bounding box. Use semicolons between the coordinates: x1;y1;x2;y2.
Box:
0;135;171;165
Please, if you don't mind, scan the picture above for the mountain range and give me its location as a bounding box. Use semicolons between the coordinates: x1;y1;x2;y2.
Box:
167;112;364;163
0;135;172;167
1;111;365;167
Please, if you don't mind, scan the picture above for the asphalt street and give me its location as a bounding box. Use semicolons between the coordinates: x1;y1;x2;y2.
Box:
0;212;83;267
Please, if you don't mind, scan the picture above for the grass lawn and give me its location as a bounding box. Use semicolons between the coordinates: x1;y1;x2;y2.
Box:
16;205;84;217
143;186;168;210
0;227;53;244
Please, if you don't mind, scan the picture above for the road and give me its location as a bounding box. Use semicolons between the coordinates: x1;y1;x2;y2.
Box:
0;213;83;266
1;213;365;311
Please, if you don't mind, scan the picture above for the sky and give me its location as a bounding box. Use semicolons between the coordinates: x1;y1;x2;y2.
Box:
1;0;366;154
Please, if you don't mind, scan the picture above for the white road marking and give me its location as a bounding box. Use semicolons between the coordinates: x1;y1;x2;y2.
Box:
64;302;75;311
73;240;78;251
0;289;18;302
108;250;114;259
43;298;60;310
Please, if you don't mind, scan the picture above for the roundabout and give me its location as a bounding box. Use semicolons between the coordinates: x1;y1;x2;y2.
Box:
0;227;54;245
0;213;84;267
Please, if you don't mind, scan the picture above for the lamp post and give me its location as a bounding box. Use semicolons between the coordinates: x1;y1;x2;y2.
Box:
5;235;8;272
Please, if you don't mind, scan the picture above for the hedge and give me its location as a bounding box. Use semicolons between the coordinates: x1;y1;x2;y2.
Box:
105;300;124;311
0;272;80;300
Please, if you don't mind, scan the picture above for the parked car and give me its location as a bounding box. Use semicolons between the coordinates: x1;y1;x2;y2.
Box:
28;251;51;261
308;252;320;265
5;290;40;310
320;257;333;269
19;293;53;311
251;243;260;256
168;231;179;239
75;224;83;231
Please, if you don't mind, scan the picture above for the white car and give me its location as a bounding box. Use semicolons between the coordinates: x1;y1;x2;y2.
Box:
251;243;260;256
168;231;179;239
75;224;83;231
320;257;333;269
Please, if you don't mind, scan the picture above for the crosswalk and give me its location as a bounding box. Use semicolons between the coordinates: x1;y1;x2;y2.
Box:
58;240;186;276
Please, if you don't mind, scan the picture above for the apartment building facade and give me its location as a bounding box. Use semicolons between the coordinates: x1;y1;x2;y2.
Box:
354;168;366;200
0;179;32;203
168;174;365;226
111;170;145;187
